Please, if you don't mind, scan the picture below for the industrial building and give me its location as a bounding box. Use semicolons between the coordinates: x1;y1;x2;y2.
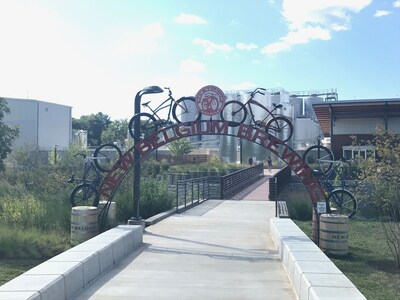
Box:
312;99;400;159
181;88;338;164
3;98;72;151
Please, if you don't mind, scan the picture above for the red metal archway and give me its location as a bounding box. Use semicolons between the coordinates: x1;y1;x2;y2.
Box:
98;120;325;207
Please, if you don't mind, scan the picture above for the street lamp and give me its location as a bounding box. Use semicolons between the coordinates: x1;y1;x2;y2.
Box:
129;86;163;226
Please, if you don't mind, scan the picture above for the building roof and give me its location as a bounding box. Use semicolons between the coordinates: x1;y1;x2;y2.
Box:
312;98;400;136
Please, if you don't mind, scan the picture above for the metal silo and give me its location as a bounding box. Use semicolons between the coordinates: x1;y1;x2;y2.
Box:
219;92;240;163
289;97;303;118
304;96;323;118
179;97;201;144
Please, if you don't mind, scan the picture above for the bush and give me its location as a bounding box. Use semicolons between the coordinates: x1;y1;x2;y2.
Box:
114;176;174;222
0;225;69;259
287;196;313;221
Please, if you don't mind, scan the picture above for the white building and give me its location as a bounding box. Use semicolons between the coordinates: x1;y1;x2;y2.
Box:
3;98;72;151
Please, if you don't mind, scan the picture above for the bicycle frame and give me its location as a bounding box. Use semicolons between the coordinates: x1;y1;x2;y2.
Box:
247;99;281;127
82;158;102;184
142;88;175;122
318;160;347;192
240;88;282;127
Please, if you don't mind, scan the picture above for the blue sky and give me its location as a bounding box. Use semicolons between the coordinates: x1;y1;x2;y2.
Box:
0;0;399;120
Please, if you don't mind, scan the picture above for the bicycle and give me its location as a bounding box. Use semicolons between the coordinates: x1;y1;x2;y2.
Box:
219;87;294;142
303;145;358;218
128;86;202;140
68;144;122;207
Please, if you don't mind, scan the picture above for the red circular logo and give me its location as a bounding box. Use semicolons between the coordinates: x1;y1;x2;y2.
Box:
195;85;226;116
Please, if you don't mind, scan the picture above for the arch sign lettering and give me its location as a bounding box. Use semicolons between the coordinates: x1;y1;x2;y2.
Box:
98;85;326;208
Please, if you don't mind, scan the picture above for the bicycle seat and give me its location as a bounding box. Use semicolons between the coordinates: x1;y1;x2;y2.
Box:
272;103;283;109
143;86;163;94
142;101;151;107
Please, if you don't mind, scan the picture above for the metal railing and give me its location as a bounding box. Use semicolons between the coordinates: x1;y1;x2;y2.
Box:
175;177;209;211
269;166;291;201
220;163;264;199
174;164;265;212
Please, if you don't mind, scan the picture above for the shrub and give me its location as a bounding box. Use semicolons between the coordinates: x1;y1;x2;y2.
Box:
0;225;69;259
114;176;174;222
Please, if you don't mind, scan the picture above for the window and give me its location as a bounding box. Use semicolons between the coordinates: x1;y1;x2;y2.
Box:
342;146;375;159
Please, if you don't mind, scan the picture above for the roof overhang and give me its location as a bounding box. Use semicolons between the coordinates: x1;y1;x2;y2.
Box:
312;99;400;136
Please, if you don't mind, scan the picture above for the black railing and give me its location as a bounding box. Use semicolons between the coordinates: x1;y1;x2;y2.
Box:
174;164;265;211
220;164;264;199
176;177;210;212
269;166;291;201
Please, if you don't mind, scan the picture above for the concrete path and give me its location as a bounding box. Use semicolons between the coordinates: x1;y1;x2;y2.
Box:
75;171;294;299
76;199;295;299
231;169;278;201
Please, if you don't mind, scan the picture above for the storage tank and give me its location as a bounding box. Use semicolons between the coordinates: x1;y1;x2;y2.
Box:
218;92;241;162
180;97;199;123
289;97;303;118
304;96;323;118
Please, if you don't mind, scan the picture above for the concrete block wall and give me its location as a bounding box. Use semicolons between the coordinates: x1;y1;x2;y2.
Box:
270;218;366;300
0;225;143;300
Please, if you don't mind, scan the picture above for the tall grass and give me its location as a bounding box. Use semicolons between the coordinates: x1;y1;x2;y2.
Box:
0;225;70;259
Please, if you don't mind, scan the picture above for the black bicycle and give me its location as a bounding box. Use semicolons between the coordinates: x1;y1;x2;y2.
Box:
128;86;202;140
303;145;357;218
69;144;122;207
220;87;294;142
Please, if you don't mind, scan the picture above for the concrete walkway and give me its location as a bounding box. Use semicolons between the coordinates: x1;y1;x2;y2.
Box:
76;199;295;299
231;169;278;201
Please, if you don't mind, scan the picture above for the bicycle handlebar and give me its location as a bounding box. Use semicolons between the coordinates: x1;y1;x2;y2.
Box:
164;87;172;97
251;87;266;97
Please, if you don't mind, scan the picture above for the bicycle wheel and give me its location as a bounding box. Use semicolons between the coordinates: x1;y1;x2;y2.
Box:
94;143;123;173
327;189;357;218
71;183;100;207
128;112;157;140
220;101;247;127
265;116;293;143
172;97;202;124
303;145;334;175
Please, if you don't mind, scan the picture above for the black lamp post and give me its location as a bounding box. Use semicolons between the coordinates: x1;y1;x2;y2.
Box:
129;86;163;225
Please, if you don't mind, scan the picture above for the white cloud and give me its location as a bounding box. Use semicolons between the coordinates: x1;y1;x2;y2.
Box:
236;43;258;50
282;0;372;30
263;0;372;55
174;13;207;25
114;22;164;56
394;1;400;8
229;82;258;90
374;10;391;17
193;38;232;54
262;26;331;55
179;58;207;74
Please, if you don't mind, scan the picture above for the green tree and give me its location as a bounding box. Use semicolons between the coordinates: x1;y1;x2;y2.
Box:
101;119;128;147
356;124;400;267
72;112;111;146
169;138;192;157
0;98;19;170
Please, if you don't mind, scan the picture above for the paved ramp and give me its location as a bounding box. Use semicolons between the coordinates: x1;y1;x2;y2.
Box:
76;200;295;299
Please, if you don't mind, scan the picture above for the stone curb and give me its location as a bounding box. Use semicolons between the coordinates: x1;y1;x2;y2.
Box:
0;225;143;300
270;218;366;300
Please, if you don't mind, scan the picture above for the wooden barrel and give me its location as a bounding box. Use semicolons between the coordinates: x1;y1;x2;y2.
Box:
98;201;116;225
71;206;98;246
312;209;319;244
319;214;349;256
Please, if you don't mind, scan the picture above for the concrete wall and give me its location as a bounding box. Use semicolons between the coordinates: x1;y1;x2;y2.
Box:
4;98;38;148
38;101;72;150
0;225;143;300
3;98;72;150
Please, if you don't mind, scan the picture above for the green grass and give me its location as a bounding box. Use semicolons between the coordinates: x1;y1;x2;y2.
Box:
295;219;400;300
0;259;45;286
0;225;71;286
